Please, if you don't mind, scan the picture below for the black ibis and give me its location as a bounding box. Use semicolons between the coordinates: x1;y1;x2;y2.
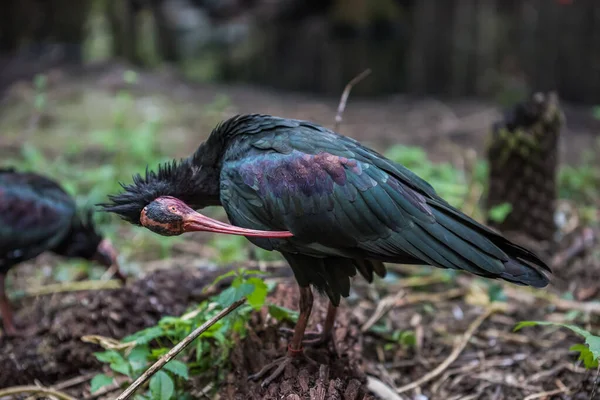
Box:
102;114;550;386
0;168;126;335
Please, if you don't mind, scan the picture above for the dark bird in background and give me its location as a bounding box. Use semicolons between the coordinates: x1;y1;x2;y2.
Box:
102;114;551;386
0;168;126;336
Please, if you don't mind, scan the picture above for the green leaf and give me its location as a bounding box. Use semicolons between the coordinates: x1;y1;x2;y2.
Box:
592;105;600;121
488;203;512;223
128;346;150;374
515;321;600;369
245;277;268;310
150;370;175;400
215;286;237;307
94;350;124;364
90;374;114;393
208;270;237;289
268;304;299;323
570;344;600;369
397;331;416;348
164;360;189;380
123;326;164;344
111;359;131;377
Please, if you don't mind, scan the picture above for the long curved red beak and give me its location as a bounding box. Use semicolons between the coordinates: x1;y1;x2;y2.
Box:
183;212;293;238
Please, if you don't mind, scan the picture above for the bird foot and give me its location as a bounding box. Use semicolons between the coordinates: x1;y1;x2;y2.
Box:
278;326;330;346
248;345;318;387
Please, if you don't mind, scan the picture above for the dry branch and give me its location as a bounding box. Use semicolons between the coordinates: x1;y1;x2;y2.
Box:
116;298;246;400
0;385;77;400
523;387;570;400
396;304;502;394
362;288;465;332
366;376;406;400
23;279;123;298
334;68;372;132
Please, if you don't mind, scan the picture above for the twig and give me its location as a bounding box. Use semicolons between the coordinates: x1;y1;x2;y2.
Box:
115;298;246;400
0;385;76;400
387;274;451;290
366;376;405;400
523;387;570;400
83;377;129;400
23;279;122;298
362;288;465;332
54;372;97;390
81;334;137;352
396;304;502;394
334;68;372;132
503;286;600;314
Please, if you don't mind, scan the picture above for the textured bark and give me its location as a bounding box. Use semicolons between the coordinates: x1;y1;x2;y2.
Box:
486;92;563;244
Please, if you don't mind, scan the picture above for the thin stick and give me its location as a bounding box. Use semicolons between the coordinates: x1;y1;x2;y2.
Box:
362;288;465;332
23;279;122;298
396;304;501;394
334;68;372;132
523;387;570;400
0;385;77;400
116;298;246;400
366;376;406;400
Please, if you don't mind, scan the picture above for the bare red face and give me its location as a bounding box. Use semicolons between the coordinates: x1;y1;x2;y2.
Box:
140;196;294;238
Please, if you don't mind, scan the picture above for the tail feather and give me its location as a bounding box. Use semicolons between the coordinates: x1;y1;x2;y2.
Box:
425;201;550;287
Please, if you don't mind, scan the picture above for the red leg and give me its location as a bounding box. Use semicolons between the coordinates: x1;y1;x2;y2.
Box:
0;272;17;336
249;285;314;387
280;301;338;346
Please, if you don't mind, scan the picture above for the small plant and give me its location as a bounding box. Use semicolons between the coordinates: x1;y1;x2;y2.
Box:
33;74;48;113
384;145;470;208
514;321;600;369
208;235;282;264
90;269;271;399
487;202;513;224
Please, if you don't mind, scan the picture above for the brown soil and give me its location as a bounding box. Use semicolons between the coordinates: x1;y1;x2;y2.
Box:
0;266;233;389
219;283;373;400
1;259;599;399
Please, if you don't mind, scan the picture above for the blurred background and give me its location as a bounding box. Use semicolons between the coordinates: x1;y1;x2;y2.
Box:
0;0;598;279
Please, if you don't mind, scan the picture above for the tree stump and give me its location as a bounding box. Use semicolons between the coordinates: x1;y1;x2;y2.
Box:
486;92;564;245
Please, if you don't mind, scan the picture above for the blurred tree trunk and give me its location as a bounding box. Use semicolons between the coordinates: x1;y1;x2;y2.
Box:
486;92;564;244
107;0;139;64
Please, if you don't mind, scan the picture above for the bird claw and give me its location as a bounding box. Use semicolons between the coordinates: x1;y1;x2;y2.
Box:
248;355;293;387
248;346;320;387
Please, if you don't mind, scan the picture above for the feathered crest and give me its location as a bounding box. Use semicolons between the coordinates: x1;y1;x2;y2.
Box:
99;158;207;225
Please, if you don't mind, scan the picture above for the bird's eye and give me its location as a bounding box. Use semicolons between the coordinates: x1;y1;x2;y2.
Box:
169;206;177;212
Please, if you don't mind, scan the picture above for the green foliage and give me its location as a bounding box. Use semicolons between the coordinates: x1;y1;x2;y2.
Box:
150;371;175;400
91;269;272;398
514;321;600;369
558;147;600;206
90;374;114;393
487;202;513;224
384;145;472;208
4;70;186;262
368;322;417;351
208;235;281;264
267;304;299;323
591;105;600;121
33;74;47;112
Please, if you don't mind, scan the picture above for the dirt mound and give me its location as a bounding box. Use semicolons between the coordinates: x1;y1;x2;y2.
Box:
0;266;225;388
218;283;374;400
